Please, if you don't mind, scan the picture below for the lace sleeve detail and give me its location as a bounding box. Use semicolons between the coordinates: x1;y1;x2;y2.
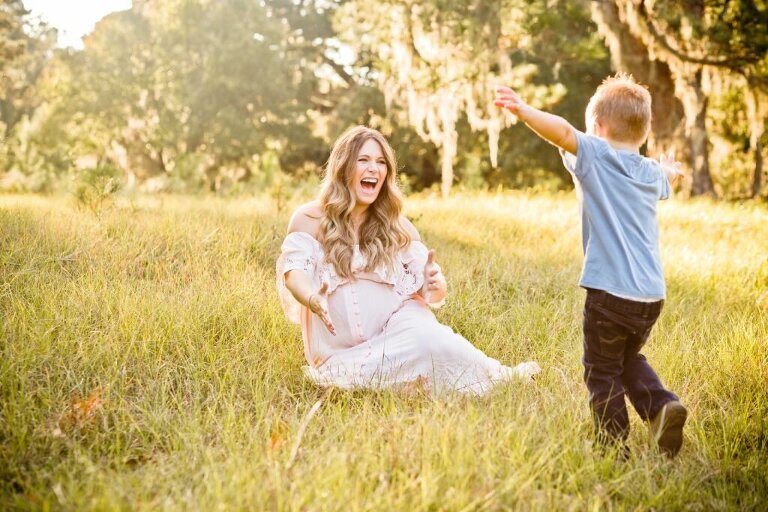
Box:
276;232;319;324
394;258;423;297
396;241;446;308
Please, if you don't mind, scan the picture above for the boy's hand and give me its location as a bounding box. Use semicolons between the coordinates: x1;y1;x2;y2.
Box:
493;85;530;120
659;151;686;187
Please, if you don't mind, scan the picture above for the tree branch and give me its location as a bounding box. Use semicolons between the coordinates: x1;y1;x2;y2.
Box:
321;53;355;87
634;0;758;70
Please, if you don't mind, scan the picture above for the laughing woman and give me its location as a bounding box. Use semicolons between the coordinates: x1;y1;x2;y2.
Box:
276;126;540;395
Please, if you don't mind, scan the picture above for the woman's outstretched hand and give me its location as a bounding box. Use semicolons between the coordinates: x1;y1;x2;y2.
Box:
423;249;447;303
308;282;336;335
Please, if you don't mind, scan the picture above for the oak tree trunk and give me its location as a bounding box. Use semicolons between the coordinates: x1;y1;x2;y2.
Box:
678;69;715;196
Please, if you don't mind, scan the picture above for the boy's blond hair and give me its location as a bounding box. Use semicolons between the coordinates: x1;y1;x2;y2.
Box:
586;73;652;145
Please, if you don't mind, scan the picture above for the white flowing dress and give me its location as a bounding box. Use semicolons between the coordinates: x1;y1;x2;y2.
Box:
276;232;540;395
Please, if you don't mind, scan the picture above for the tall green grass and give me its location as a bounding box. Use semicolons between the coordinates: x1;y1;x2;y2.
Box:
1;192;766;510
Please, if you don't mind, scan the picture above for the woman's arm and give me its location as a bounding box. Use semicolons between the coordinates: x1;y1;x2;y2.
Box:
283;202;335;334
284;268;318;308
284;269;335;335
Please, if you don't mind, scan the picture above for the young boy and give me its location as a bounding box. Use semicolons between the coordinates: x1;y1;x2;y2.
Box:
493;74;687;457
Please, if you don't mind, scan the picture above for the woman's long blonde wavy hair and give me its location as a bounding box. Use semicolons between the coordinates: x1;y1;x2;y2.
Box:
318;126;411;280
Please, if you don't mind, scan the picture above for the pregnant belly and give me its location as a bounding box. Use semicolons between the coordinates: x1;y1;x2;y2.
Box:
325;278;405;347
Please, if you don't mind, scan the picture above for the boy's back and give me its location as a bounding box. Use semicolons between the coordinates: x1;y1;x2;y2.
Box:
560;131;670;300
494;74;687;457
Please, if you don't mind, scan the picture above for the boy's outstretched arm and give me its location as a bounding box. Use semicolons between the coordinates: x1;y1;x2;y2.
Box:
494;85;578;155
659;151;686;187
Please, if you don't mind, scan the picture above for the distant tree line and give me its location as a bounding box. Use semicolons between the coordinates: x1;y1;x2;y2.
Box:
1;0;766;199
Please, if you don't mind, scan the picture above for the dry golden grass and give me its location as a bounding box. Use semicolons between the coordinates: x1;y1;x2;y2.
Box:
1;192;766;510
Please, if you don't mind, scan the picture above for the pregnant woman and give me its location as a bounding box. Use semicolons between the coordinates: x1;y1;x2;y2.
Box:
277;126;540;394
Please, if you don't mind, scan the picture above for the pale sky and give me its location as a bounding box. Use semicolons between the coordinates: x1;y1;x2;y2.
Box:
24;0;132;48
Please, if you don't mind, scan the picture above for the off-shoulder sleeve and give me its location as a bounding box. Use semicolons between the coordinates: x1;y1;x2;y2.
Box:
276;232;319;324
398;241;446;308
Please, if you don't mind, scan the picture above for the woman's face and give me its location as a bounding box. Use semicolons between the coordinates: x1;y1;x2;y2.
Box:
351;138;388;207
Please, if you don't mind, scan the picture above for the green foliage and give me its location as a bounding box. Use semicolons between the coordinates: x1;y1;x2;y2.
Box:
708;84;764;198
164;153;209;193
0;0;765;197
649;0;768;80
333;0;610;192
3;0;334;193
495;0;611;188
71;164;121;214
0;0;57;184
0;0;56;133
0;103;73;192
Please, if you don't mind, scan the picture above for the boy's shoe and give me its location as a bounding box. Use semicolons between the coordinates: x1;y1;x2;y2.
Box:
649;400;688;457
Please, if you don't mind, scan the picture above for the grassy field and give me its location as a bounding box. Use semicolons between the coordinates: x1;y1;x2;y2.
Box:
1;192;767;511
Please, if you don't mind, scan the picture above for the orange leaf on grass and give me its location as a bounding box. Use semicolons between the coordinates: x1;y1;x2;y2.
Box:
270;419;288;451
60;387;104;429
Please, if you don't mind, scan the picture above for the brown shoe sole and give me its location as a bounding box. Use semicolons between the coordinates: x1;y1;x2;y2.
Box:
653;401;688;457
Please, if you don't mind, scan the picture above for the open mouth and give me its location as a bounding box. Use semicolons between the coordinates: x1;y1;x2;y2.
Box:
360;177;378;192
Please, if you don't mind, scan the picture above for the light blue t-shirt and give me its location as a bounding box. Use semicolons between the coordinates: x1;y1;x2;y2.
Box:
560;131;670;300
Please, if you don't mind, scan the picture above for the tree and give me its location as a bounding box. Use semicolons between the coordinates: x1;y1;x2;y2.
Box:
745;80;767;197
590;1;684;157
335;0;568;196
0;0;55;138
593;0;768;197
0;0;59;190
55;0;331;190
